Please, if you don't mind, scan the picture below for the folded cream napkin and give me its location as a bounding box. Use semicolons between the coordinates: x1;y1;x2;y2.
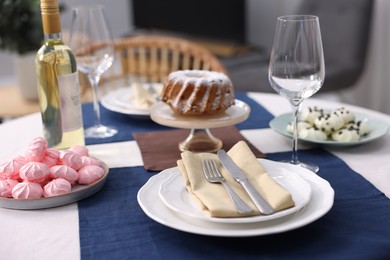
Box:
177;141;295;218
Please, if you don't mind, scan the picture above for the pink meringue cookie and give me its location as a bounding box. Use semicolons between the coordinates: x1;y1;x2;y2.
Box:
0;158;24;180
0;179;19;197
43;178;72;197
78;165;104;185
12;182;43;199
42;148;60;167
60;152;83;170
50;165;79;184
80;156;100;167
25;137;48;162
19;162;49;183
14;155;27;165
70;146;89;157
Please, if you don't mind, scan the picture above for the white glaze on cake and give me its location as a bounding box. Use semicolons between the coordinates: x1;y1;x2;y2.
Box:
161;70;235;115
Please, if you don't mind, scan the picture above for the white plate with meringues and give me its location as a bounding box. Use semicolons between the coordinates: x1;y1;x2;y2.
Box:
269;111;389;146
0;160;109;210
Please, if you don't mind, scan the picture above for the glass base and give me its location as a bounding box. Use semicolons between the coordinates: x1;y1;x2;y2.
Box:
179;128;222;153
281;160;319;173
84;124;118;139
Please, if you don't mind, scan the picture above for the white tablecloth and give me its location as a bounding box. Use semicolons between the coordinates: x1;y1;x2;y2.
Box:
0;92;389;259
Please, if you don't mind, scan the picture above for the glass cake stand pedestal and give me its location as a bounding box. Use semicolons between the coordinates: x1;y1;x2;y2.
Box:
150;100;250;153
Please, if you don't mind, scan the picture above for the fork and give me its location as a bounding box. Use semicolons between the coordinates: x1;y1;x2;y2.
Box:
202;158;253;214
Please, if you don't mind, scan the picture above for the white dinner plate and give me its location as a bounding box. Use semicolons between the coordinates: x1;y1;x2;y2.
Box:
269;112;389;146
101;84;163;118
150;100;250;129
0;161;109;210
159;161;312;224
137;159;334;237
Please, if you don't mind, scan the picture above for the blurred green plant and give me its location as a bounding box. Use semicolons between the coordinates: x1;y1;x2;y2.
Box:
0;0;65;55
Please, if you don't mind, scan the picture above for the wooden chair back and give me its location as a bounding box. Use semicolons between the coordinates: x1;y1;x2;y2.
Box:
79;35;227;100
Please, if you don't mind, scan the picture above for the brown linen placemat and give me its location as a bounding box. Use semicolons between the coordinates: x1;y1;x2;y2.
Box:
133;125;266;171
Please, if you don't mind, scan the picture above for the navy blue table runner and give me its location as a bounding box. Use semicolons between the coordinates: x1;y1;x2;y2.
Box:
79;93;390;259
79;150;390;259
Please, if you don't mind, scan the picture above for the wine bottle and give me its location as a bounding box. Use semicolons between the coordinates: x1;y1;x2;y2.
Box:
36;0;85;149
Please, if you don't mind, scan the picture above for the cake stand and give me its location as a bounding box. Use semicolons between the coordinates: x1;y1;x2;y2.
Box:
150;100;250;153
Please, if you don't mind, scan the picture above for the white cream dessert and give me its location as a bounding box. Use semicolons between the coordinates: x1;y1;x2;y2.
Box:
331;127;361;142
285;106;371;142
300;106;324;123
332;107;355;124
299;127;328;141
287;121;312;134
355;119;371;136
314;113;345;135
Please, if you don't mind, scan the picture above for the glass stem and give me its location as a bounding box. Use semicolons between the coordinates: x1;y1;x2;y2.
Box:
87;74;102;128
290;102;302;165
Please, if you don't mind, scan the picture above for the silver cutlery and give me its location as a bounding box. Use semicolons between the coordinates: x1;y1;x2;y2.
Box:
217;150;275;215
202;158;253;215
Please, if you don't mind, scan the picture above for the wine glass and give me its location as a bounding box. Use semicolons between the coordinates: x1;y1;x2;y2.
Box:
69;5;118;138
268;15;325;172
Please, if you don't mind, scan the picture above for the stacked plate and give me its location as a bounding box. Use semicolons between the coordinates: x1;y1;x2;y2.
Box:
137;159;334;237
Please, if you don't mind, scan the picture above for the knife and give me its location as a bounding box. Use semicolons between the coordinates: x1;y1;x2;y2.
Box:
217;150;275;215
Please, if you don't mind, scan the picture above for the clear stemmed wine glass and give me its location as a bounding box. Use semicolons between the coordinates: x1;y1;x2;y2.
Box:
69;5;118;138
268;15;325;173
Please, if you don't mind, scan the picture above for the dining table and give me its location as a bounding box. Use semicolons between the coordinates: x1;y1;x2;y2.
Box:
0;91;389;260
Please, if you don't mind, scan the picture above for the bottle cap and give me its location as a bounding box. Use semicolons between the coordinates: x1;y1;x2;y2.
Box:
40;0;61;34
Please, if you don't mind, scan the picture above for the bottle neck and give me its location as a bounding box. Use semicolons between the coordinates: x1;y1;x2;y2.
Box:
44;32;63;42
42;15;61;35
41;0;62;36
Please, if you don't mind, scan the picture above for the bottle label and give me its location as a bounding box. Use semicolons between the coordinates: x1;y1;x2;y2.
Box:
58;72;83;132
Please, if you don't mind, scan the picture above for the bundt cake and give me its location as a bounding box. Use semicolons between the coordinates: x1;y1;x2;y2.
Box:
161;70;235;115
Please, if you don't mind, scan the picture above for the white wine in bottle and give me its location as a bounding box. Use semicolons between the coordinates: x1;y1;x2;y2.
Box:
36;0;85;149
